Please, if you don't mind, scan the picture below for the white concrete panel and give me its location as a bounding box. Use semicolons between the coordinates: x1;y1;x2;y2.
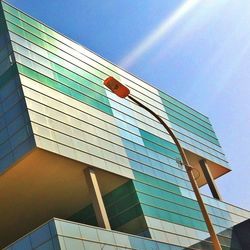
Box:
19;75;133;179
26;99;125;151
34;135;59;154
32;123;134;179
20;75;113;126
29;110;131;167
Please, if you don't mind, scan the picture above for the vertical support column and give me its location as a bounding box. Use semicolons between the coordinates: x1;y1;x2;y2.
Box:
199;159;222;201
84;167;111;229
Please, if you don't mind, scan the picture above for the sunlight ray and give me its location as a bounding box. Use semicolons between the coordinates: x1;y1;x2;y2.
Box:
119;0;200;69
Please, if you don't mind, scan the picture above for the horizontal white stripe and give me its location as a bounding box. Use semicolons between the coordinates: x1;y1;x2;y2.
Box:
34;134;134;179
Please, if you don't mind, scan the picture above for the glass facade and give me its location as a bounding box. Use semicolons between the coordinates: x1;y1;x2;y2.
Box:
4;218;250;250
5;218;200;250
0;1;249;250
0;3;35;173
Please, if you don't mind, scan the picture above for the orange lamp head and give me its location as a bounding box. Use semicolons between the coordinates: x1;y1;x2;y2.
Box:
103;76;130;98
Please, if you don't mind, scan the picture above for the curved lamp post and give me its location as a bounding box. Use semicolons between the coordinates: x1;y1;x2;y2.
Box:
104;76;222;250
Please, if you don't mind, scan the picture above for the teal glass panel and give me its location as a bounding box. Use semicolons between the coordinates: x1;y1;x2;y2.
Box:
104;181;135;205
141;204;207;231
69;204;96;226
166;114;219;145
143;139;180;160
164;105;214;132
6;14;107;87
12;47;113;111
159;92;220;146
3;5;115;81
140;129;178;153
159;90;210;123
2;2;53;37
137;192;203;221
50;55;105;87
16;64;113;115
133;171;181;195
53;70;110;106
70;181;143;230
2;2;20;16
7;27;113;114
106;192;139;218
6;21;61;54
133;181;199;210
4;11;59;47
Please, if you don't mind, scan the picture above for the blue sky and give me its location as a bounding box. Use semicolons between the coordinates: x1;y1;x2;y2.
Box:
7;0;250;210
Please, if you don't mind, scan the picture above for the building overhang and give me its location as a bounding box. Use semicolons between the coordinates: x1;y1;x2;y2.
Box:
0;148;129;248
184;149;231;187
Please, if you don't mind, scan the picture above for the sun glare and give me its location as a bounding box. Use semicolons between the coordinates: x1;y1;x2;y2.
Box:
119;0;200;69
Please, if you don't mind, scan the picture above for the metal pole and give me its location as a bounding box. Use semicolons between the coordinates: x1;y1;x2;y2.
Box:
199;159;222;201
128;95;222;250
84;167;111;229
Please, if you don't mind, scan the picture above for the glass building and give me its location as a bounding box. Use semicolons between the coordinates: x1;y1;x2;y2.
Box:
0;1;249;249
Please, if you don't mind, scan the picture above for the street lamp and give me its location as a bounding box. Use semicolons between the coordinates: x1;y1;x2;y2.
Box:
104;76;222;250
